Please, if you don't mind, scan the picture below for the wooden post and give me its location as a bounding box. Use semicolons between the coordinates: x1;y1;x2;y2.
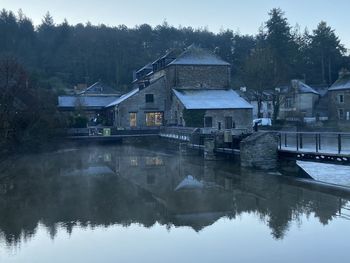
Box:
318;134;322;150
315;133;318;153
296;133;299;151
279;133;282;149
299;133;303;149
284;133;287;147
338;134;341;154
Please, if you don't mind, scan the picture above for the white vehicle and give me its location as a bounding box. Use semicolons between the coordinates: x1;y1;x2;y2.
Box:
253;118;272;126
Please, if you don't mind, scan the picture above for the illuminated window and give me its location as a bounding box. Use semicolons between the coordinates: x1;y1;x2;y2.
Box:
130;112;137;127
145;112;163;126
130;157;138;166
146;156;164;166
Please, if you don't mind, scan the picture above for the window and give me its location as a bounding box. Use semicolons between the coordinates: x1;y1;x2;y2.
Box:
338;109;344;120
145;94;154;103
218;122;222;130
145;112;163;126
204;117;212;127
225;116;233;129
146;156;163;166
338;94;344;103
285;98;293;108
129;112;137;127
130;157;138;166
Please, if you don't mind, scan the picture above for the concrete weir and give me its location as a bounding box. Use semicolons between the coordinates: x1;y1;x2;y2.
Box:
240;132;279;170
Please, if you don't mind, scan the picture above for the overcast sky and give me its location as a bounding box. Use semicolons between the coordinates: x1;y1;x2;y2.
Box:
2;0;350;49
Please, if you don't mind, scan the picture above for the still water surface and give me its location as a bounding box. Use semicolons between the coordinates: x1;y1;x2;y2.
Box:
0;144;349;262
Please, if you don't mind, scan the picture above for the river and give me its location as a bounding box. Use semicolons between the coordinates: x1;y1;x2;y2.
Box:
0;143;349;262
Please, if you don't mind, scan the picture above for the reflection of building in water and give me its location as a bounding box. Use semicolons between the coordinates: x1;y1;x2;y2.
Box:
0;145;349;247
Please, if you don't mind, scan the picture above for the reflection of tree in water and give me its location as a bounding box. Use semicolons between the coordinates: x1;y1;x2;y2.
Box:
0;145;349;247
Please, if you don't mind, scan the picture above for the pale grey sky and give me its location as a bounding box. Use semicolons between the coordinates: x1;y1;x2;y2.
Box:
2;0;350;48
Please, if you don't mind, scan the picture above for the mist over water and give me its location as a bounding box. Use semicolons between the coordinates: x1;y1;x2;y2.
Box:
0;144;349;262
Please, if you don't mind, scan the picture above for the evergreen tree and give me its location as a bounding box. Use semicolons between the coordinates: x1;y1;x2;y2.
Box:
308;21;346;84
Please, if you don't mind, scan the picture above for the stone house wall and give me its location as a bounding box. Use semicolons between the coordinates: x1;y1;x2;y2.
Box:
115;77;167;128
167;65;231;89
205;109;253;132
328;90;350;121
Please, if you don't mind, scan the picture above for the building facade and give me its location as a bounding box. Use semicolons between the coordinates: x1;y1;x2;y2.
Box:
328;70;350;121
107;45;253;131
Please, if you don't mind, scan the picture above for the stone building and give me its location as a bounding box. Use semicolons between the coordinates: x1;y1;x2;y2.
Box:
172;89;252;131
107;45;253;130
106;77;167;128
328;70;350;121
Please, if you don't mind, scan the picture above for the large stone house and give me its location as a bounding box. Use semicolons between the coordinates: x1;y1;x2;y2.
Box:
328;70;350;121
106;45;253;131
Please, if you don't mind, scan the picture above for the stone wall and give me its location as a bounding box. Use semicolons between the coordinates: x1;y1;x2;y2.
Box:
167;65;231;89
240;132;278;170
328;90;350;121
116;77;167;128
205;109;253;132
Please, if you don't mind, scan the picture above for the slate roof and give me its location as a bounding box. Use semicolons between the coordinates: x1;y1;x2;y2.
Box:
291;80;320;95
58;96;119;109
310;84;329;97
276;80;320;95
106;88;139;108
329;73;350;91
136;63;153;74
168;45;230;66
77;81;120;95
173;89;253;110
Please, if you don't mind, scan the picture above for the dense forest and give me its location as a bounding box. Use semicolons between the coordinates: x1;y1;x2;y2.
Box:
0;8;349;149
1;8;349;92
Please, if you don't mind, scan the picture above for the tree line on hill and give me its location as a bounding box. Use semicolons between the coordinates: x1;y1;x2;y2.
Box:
1;8;349;92
0;7;349;148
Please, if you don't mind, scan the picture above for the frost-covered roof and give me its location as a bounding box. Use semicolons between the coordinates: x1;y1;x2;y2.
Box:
329;73;350;91
77;81;120;95
106;88;139;107
276;80;320;95
168;45;230;66
310;84;329;97
136;63;153;74
58;96;119;109
173;89;253;110
299;82;320;94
